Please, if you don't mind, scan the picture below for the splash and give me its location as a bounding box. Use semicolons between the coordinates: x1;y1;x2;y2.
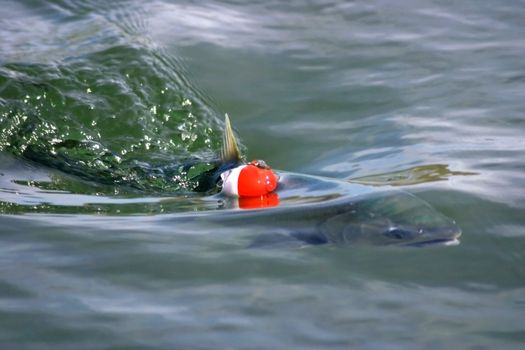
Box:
0;45;229;193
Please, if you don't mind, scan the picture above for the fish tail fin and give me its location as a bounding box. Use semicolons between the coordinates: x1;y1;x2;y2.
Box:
221;113;242;164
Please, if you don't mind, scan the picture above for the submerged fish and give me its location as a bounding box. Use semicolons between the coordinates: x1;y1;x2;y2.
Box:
185;115;462;247
159;173;461;248
2;111;462;247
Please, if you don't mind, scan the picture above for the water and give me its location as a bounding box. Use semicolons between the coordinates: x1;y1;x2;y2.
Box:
1;0;525;348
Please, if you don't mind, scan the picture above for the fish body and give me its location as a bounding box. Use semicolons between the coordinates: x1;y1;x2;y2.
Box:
186;115;462;247
248;173;459;247
158;170;462;247
3;112;462;247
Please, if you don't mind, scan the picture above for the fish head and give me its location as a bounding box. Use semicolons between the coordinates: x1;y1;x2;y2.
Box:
320;191;462;247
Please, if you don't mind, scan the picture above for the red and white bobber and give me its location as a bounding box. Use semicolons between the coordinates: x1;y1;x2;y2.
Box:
221;160;279;198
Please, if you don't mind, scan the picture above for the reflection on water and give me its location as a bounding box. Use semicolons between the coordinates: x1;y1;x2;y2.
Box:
350;163;477;186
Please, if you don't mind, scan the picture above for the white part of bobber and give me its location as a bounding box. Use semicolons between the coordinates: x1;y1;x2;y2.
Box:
220;165;246;197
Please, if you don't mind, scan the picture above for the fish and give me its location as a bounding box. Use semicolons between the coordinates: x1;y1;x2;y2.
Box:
194;174;462;248
2;112;462;247
185;115;462;247
128;172;461;248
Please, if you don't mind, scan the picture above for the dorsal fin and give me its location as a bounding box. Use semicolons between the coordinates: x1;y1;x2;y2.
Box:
221;114;241;164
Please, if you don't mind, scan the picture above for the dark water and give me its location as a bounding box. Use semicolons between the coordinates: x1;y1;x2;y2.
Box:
1;0;525;349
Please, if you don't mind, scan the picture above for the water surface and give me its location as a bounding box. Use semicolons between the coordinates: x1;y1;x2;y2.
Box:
1;0;525;349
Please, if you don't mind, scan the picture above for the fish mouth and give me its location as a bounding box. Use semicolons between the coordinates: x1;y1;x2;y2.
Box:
405;238;461;247
398;224;462;247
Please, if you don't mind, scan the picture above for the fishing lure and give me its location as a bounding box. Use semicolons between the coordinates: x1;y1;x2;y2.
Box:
221;160;278;197
218;115;279;200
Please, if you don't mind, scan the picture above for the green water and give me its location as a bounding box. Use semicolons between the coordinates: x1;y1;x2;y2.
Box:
1;0;525;349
